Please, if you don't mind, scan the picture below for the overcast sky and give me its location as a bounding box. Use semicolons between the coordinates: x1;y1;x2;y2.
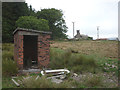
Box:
25;0;119;39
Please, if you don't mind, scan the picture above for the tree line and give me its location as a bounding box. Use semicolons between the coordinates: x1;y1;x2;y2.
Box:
2;2;68;43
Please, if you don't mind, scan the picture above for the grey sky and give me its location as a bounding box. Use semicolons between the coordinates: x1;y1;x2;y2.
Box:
25;0;119;39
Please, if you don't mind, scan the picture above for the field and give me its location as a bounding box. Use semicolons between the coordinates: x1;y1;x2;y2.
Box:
51;40;118;58
2;40;118;88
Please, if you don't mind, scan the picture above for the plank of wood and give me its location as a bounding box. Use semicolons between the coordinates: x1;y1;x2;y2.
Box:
35;75;39;80
12;78;20;87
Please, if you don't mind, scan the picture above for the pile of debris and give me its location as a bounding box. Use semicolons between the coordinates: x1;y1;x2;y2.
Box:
41;69;70;84
11;69;71;87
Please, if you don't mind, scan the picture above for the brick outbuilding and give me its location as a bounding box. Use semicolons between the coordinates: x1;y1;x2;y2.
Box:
13;28;51;70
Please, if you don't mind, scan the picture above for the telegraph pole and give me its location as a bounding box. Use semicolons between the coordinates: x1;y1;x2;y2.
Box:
97;26;100;39
72;22;75;38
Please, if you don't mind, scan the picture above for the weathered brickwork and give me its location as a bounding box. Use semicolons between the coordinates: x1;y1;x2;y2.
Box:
14;32;18;65
14;32;24;69
13;28;51;70
38;34;50;68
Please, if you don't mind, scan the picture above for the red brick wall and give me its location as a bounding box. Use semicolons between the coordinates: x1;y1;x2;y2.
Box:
18;35;24;69
14;32;18;64
14;33;24;69
38;34;50;68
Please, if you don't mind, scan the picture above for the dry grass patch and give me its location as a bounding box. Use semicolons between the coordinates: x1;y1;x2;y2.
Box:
51;41;118;58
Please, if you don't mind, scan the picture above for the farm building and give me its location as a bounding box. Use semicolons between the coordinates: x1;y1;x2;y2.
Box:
74;30;92;40
13;28;51;70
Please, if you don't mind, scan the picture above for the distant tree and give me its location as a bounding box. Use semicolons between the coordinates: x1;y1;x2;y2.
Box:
2;2;29;42
2;3;68;42
16;16;49;31
28;5;36;16
87;37;93;40
36;8;68;39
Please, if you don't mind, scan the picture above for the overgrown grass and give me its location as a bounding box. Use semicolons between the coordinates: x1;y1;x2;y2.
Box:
2;51;14;60
2;42;118;88
2;43;18;76
2;59;18;76
75;76;103;88
22;76;71;88
2;43;13;51
50;48;98;73
94;56;118;76
84;75;103;87
50;47;118;76
2;76;17;88
2;43;14;60
23;76;54;88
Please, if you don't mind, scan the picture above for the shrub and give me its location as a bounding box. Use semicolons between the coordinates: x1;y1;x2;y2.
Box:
16;16;49;31
2;59;18;76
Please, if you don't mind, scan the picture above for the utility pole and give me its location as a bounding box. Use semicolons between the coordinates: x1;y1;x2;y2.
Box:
97;26;100;39
72;22;75;38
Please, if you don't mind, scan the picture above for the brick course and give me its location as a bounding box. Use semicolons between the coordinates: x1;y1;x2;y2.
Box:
37;35;50;68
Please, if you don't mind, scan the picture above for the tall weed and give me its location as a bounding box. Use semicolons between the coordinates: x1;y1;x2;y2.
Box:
2;43;13;52
2;59;18;76
50;48;98;73
85;75;103;87
2;51;13;60
22;76;71;88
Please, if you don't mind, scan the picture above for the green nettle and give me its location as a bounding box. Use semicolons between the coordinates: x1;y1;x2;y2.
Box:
16;16;49;31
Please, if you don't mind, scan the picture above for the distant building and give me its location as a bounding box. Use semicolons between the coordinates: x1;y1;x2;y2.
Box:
74;30;92;40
